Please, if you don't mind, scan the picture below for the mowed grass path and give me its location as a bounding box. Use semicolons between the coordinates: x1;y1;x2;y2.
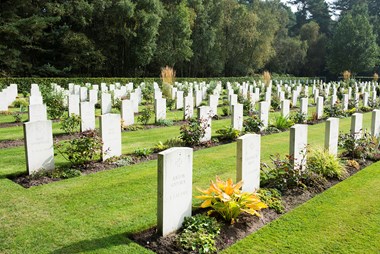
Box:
0;112;377;253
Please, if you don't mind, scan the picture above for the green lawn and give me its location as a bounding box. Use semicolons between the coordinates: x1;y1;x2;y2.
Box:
0;110;376;253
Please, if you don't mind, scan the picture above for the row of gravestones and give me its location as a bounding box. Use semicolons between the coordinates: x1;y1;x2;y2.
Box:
0;84;18;111
157;109;380;236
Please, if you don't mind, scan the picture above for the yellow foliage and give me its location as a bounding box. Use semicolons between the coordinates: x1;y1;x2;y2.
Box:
196;176;267;224
343;70;351;81
160;66;175;85
374;73;379;82
263;71;271;87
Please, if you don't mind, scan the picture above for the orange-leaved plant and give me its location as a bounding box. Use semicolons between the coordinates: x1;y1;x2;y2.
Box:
196;176;267;224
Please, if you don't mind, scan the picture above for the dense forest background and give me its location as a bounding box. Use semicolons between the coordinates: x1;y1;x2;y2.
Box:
0;0;379;78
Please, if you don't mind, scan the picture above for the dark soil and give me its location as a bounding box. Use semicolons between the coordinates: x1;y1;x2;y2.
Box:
0;133;74;149
0;122;25;128
130;159;370;254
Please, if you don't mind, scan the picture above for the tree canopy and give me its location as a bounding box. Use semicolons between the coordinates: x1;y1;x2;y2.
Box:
0;0;379;78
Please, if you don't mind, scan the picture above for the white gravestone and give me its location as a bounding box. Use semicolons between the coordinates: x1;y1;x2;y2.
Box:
236;134;261;192
351;113;363;140
316;96;324;119
101;93;112;115
176;91;184;110
371;109;380;137
155;98;167;122
281;100;290;118
29;95;43;105
290;124;308;170
157;147;193;236
89;89;98;104
209;94;219;117
100;114;122;161
121;100;134;126
24;120;55;174
300;97;308;118
183;96;194;120
68;94;80;116
80;87;88;102
325;118;339;156
232;103;243;131
80;102;95;131
28;104;47;122
198;106;212;143
259;101;269;130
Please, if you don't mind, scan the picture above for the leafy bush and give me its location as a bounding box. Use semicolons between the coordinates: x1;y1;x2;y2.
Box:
13;112;23;123
155;119;173;126
291;112;307;124
164;137;184;147
137;106;153;125
261;154;328;192
166;98;175;110
179;214;221;254
360;106;372;112
56;130;103;165
243;115;263;133
60;114;81;135
257;188;285;214
179;118;207;146
45;93;66;119
196;177;267;224
222;106;229;116
132;148;152;158
12;98;28;108
29;167;81;180
338;131;378;160
324;104;346;118
271;116;293;131
152;141;169;153
271;96;281;110
216;126;240;141
307;148;348;179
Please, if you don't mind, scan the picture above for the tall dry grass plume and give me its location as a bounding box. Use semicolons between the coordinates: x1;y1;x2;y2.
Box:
263;71;271;87
374;73;379;82
161;66;175;85
343;70;351;81
161;66;176;98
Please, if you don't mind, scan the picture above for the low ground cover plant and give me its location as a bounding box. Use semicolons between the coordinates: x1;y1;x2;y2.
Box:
179;214;221;253
257;188;285;214
216;126;240;141
307;148;348;179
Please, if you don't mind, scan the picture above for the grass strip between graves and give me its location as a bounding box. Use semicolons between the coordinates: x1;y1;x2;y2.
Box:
0;111;377;253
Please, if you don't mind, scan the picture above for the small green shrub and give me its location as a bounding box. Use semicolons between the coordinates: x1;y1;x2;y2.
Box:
324;104;346;118
261;154;328;192
291;112;307;124
60;114;81;135
56;130;103;165
152;141;169;153
271;116;293;131
179;214;221;254
179;118;207;146
132;148;152;158
216;126;240;141
307;148;348;179
257;188;285;214
166;98;175;110
50;167;82;179
45;93;66;119
222;106;229;116
12;98;28;108
338;131;378;160
271;96;281;110
155;119;173;126
138;106;153;125
243;115;263;133
164;137;184;147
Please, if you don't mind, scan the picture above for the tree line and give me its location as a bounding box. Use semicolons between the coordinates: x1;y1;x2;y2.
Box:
0;0;378;78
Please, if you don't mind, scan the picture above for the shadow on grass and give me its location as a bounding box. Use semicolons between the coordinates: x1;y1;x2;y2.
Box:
51;233;136;253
